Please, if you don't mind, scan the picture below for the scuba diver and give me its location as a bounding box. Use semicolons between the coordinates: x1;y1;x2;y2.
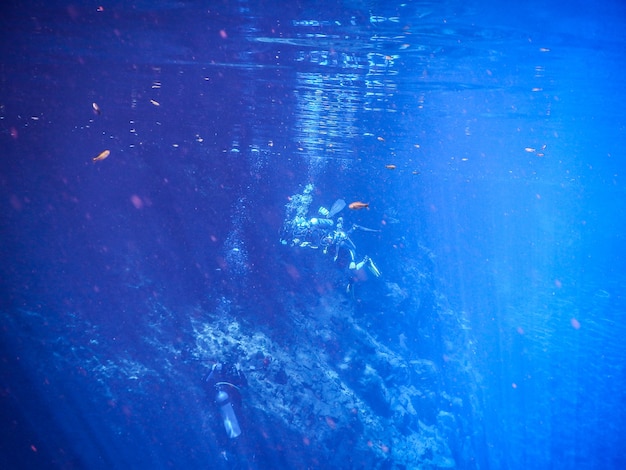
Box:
204;362;255;468
205;362;246;439
284;198;345;250
281;198;382;291
330;215;382;292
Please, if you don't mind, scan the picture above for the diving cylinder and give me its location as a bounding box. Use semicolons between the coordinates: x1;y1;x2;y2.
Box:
216;389;241;438
310;217;334;228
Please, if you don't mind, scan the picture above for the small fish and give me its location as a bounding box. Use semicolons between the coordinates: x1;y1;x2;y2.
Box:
349;201;369;210
92;102;101;115
385;164;396;170
92;149;110;162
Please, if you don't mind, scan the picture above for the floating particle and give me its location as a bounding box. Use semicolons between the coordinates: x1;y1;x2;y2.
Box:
130;194;144;209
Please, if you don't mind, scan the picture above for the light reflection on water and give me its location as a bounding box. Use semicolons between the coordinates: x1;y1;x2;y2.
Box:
293;72;361;178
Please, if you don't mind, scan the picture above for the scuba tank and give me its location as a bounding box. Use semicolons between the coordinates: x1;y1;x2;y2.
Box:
310;217;334;228
205;363;246;439
215;386;242;439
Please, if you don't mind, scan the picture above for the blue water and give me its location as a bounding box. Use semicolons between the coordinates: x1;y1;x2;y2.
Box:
2;0;625;468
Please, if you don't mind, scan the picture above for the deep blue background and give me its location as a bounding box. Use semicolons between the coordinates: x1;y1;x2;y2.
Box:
2;0;625;468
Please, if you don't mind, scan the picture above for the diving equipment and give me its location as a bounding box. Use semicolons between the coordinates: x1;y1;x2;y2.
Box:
367;258;382;277
310;217;334;228
328;199;346;218
205;363;246;440
216;386;242;439
318;206;330;217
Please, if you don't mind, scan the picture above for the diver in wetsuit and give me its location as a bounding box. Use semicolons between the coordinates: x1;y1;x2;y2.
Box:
329;216;381;292
285;200;344;250
281;198;381;290
205;363;258;469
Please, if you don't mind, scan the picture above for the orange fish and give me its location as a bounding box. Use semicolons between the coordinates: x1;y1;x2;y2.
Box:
349;201;369;210
92;149;110;162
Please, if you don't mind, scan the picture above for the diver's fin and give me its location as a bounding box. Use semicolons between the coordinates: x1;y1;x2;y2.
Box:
368;258;382;277
352;224;381;233
329;199;346;218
